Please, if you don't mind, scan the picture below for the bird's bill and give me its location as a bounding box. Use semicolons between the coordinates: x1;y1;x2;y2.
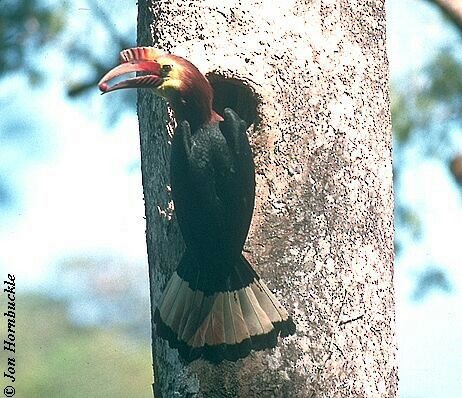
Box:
98;60;163;93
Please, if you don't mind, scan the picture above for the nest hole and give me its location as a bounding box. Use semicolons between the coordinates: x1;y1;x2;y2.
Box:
208;75;259;129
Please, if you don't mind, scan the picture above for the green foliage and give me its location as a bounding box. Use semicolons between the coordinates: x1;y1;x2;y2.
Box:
0;0;136;210
392;48;462;299
425;51;462;104
391;88;413;143
0;0;66;80
392;49;462;153
14;294;153;398
411;266;452;301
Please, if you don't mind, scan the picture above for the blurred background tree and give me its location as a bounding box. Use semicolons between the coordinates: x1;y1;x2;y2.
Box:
0;0;136;217
16;292;152;397
392;48;462;299
1;1;152;396
0;0;66;80
1;0;462;397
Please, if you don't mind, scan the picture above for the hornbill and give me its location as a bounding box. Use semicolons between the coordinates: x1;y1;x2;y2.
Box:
98;47;295;363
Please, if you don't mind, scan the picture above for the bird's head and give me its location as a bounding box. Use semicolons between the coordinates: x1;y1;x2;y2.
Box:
98;47;222;129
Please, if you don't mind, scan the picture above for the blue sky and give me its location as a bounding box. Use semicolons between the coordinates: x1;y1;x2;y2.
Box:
0;77;145;287
0;0;461;396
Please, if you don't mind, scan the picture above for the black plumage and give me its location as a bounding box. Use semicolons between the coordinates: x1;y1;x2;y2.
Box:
154;109;295;362
171;109;256;292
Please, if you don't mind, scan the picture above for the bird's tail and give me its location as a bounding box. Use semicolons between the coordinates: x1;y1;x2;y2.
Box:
154;252;295;363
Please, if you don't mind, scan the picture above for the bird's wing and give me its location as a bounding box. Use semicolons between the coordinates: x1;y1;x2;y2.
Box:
173;111;255;254
218;108;256;232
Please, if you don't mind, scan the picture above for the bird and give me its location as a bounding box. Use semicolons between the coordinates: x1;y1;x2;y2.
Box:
98;47;295;363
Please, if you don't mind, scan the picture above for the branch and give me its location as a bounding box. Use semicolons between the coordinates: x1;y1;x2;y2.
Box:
426;0;462;34
86;0;131;49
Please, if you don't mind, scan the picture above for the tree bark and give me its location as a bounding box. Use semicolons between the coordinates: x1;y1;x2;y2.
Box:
137;0;398;397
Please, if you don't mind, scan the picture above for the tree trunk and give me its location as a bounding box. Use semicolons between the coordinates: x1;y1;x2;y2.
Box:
137;0;398;397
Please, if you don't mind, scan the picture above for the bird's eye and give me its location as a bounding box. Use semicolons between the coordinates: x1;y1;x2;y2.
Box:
161;64;172;75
